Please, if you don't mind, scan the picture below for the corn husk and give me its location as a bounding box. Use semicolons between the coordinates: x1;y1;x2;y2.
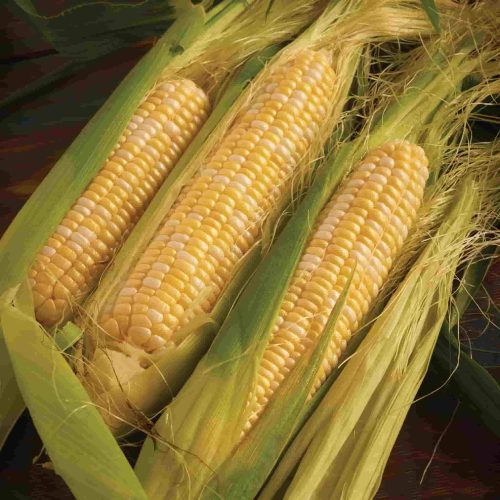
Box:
76;0;440;435
132;10;484;498
0;0;325;487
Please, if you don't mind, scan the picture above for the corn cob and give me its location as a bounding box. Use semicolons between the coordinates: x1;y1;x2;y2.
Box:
245;140;429;430
28;79;210;326
97;49;336;354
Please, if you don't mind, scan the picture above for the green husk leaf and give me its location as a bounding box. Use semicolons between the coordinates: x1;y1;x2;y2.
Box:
420;0;441;33
209;272;352;500
263;180;477;499
1;282;148;500
13;0;181;61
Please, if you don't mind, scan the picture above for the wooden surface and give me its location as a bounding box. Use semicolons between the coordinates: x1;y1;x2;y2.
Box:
1;4;498;498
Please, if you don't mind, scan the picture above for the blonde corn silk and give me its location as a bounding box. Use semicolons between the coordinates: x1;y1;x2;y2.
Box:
244;140;429;431
29;79;210;326
98;49;337;354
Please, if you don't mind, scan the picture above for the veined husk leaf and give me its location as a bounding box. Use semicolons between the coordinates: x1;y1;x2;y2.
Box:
133;19;479;498
1;281;147;499
0;0;322;448
262;180;478;499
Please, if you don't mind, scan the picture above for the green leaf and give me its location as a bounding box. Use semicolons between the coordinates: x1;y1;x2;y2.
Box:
420;0;441;33
13;0;181;61
1;283;147;500
211;273;352;499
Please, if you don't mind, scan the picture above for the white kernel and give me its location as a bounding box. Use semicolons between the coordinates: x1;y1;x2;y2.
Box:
67;241;83;254
144;117;162;131
160;82;176;93
234;173;252;187
187;212;203;221
95;205;112;220
165;97;180;110
229;215;245;230
347;179;365;189
208;245;224;260
259;139;276;151
147;309;163;323
120;287;137;296
78;226;96;240
228;154;245;164
152;262;169;273
359;162;376;172
265;83;278;93
153;235;168;242
292;90;307;102
73;205;91;217
164;220;180;227
167;241;184;250
303;254;322;266
298;261;315;272
78;197;96;210
137;124;156;137
116;179;132;192
147;335;166;350
143;277;162;289
251;120;269;131
41;246;56;257
144;146;161;160
283;321;306;337
200;168;218;177
56;225;72;238
213;175;230;185
131;115;144;125
379;156;395;168
178;250;198;266
271;92;288;104
171;233;189;243
71;232;89;247
275;144;291;159
269;126;284;138
325;216;340;226
306;68;322;80
128;134;149;148
369;173;387;185
337;194;354;204
116;149;134;161
192;277;204;289
288;97;304;110
315;230;332;240
165;121;181;136
229;181;246;193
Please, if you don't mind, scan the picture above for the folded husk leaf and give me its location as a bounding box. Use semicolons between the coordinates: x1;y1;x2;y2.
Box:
1;280;148;499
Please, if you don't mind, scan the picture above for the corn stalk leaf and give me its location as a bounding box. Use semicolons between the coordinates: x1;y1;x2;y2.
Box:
1;281;147;500
12;0;181;61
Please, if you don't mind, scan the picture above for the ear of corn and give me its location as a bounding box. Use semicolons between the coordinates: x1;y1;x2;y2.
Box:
77;0;441;436
30;79;210;326
262;178;483;500
0;0;325;468
134;30;483;498
96;49;336;353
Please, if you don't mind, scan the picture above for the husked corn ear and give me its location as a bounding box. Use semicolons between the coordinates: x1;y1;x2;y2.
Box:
245;140;429;430
99;49;336;354
29;79;210;326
